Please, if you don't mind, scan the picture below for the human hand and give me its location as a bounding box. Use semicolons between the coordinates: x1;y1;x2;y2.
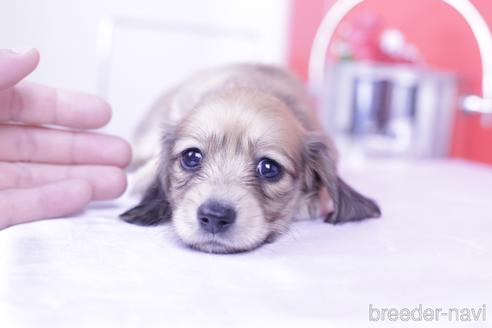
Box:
0;49;131;229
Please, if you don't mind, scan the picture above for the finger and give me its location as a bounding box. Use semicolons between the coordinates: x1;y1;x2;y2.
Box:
0;178;92;230
0;49;40;90
0;125;132;167
0;81;112;129
0;162;127;200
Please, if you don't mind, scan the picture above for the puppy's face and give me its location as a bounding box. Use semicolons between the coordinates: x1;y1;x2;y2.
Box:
122;90;381;253
166;91;306;252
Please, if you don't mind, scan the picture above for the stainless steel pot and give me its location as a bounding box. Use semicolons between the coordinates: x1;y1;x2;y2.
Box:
321;62;457;157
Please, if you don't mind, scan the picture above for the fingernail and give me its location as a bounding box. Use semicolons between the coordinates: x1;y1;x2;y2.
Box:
8;48;33;55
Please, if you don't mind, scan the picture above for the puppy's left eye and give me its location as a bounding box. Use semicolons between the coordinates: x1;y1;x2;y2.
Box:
181;148;203;171
256;158;282;182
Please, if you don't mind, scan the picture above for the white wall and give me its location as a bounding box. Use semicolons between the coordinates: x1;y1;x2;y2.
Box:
1;0;291;138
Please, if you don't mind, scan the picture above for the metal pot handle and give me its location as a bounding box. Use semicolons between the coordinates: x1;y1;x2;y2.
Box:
308;0;492;125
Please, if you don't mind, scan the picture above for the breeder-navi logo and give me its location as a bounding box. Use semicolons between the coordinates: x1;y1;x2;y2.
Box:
369;304;486;322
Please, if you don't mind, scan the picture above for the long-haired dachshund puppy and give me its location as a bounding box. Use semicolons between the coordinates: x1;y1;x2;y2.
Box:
121;64;381;253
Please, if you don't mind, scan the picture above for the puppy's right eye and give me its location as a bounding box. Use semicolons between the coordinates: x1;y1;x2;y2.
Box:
181;148;203;171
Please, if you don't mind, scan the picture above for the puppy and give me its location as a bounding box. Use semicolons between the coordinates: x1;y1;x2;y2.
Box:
121;64;381;253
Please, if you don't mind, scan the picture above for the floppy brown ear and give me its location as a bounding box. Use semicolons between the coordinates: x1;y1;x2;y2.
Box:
120;178;172;226
303;133;381;224
327;176;381;223
120;125;177;226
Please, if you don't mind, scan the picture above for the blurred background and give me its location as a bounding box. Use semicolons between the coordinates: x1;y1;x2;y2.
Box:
2;0;491;165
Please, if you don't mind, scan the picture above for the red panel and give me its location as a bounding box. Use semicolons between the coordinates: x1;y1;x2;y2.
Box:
287;0;327;80
287;0;492;165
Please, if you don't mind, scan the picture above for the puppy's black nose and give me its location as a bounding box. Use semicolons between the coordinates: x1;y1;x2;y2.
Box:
197;200;236;234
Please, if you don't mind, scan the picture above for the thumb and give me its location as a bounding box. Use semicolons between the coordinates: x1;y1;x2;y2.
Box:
0;48;40;90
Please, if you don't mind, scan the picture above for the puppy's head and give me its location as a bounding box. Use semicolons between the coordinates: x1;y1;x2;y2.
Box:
121;89;380;253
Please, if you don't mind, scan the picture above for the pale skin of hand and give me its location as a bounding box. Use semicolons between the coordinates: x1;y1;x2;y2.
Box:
0;49;132;229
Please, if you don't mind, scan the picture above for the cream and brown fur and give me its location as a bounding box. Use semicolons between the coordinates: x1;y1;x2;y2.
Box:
121;64;381;253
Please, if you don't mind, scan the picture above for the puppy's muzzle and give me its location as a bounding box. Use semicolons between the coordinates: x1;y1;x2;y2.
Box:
197;200;236;234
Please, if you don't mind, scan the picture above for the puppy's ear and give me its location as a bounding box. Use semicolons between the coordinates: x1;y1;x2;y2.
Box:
120;178;172;226
121;124;177;226
328;176;381;223
303;133;381;224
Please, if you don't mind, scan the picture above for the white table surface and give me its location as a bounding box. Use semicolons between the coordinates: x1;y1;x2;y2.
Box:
1;159;491;327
